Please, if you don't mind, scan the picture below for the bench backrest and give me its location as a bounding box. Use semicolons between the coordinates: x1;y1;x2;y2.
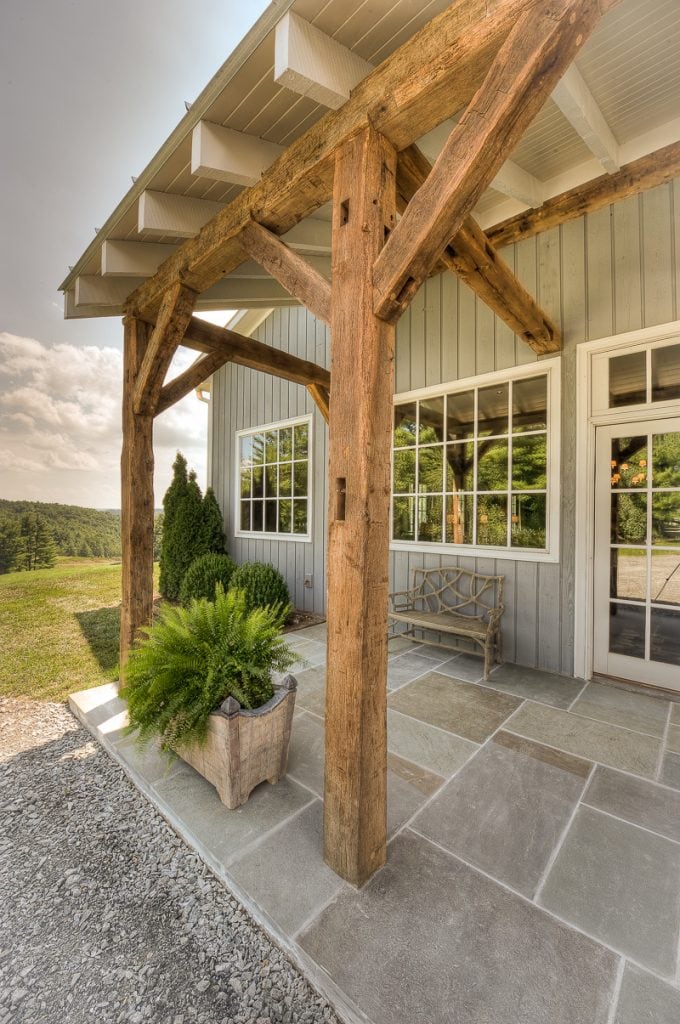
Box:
412;566;504;620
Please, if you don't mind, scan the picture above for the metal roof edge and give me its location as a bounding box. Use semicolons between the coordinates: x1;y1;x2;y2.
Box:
58;0;296;294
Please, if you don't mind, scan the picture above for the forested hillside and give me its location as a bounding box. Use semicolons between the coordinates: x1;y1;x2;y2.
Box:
0;500;122;562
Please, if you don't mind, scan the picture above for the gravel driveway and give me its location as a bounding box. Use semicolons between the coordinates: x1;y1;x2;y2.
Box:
0;698;339;1024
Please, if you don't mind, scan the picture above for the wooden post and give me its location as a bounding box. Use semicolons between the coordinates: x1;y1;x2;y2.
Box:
120;316;155;678
323;125;396;886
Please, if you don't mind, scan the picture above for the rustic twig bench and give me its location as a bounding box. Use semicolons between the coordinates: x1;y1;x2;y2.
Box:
388;567;505;680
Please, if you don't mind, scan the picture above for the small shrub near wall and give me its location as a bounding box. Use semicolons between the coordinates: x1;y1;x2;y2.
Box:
229;562;291;616
180;553;236;606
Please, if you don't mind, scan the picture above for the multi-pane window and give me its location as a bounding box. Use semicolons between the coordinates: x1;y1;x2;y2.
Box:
237;417;311;538
608;340;680;408
392;371;552;552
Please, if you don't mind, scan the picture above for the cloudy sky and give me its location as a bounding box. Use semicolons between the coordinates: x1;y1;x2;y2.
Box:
0;0;269;507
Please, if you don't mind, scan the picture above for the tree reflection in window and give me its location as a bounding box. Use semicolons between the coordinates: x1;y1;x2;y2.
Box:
239;419;310;537
392;373;549;550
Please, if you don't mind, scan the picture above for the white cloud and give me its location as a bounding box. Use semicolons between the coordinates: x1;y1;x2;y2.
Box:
0;332;208;507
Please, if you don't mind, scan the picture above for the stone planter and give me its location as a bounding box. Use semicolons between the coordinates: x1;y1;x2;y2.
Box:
176;675;297;809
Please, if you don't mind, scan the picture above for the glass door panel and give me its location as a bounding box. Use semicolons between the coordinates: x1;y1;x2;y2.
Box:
594;419;680;689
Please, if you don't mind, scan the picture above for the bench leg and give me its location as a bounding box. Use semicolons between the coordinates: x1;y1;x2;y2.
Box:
483;637;497;681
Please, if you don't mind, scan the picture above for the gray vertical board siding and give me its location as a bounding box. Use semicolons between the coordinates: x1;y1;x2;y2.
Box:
210;180;680;672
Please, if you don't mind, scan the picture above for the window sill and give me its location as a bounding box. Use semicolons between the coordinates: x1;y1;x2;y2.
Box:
235;530;312;544
389;540;559;563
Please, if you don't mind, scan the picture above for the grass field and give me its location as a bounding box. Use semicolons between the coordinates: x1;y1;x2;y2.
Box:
0;558;158;702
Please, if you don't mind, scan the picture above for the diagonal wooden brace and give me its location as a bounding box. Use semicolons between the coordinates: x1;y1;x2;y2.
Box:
238;218;332;324
396;146;560;353
133;281;198;415
373;0;604;324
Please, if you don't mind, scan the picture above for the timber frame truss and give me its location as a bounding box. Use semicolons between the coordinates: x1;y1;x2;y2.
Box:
121;0;623;886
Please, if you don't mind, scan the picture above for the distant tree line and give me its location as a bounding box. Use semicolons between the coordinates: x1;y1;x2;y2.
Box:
0;499;127;573
0;510;58;573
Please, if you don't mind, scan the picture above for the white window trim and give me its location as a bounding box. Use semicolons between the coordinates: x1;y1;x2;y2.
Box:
234;413;313;543
574;319;680;680
390;359;561;563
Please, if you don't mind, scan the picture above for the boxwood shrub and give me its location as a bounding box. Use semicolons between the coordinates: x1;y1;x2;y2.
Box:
180;553;236;606
229;561;290;616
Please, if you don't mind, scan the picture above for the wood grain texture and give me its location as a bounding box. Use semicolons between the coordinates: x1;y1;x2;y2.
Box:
133;281;197;415
238;219;331;324
487;141;680;248
373;0;603;323
120;317;155;676
397;146;560;352
306;382;330;423
156;348;232;416
180;317;330;389
323;125;396;886
126;0;541;319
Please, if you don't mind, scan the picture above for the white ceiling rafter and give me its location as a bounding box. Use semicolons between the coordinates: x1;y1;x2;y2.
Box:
191;121;284;186
476;112;680;230
551;64;620;172
274;10;373;109
138;190;224;238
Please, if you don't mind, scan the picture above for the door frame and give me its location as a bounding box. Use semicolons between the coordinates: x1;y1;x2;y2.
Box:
574;319;680;681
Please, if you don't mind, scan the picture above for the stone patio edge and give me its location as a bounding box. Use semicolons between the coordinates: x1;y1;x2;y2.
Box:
68;683;371;1024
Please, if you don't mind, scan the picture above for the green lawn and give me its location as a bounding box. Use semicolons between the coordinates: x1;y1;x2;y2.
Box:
0;558;157;702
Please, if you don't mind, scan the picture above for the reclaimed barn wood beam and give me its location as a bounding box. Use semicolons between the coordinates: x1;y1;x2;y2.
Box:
397;146;560;353
120;317;155;674
180;318;331;390
306;383;329;423
126;0;544;319
324;125;396;886
155;349;234;416
238;219;332;324
373;0;604;323
133;282;197;415
486;139;680;248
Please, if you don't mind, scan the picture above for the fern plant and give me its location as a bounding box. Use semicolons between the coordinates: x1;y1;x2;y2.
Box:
122;587;296;750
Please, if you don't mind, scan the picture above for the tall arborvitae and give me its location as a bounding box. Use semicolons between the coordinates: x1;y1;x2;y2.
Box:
159;452;189;600
159;454;228;601
202;487;225;554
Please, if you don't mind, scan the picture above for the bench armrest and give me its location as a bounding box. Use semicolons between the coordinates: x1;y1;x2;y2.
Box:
388;588;421;612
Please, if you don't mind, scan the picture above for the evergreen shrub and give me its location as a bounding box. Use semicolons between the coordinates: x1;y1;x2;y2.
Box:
122;587;296;749
159;454;227;601
229;561;291;616
180;553;236;606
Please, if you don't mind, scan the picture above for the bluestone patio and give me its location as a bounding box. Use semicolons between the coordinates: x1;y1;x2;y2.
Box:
71;623;680;1024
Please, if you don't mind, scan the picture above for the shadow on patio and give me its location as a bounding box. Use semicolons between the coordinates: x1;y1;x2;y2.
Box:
70;623;680;1024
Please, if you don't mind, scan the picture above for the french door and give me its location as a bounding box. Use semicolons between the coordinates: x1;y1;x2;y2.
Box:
593;418;680;690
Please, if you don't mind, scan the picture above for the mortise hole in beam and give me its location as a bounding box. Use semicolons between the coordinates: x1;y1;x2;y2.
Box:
335;477;346;522
340;200;350;226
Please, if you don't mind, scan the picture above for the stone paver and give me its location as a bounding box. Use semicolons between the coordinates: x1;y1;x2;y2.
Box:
486;663;585;709
413;732;590;897
508;701;660;778
614;964;680;1024
299;830;619;1024
583;765;680;843
539;806;680;976
388;672;521;742
570;681;670;737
